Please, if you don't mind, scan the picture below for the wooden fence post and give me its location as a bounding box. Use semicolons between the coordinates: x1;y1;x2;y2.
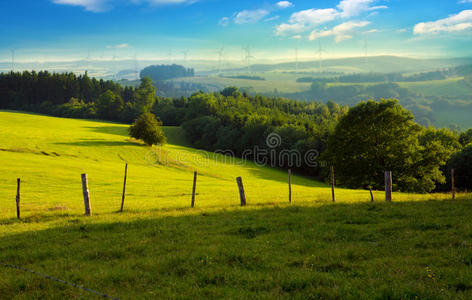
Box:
451;168;455;200
236;177;246;206
191;171;197;208
369;187;374;202
120;163;128;212
330;166;335;202
16;178;20;219
81;174;91;216
288;169;292;203
385;171;392;202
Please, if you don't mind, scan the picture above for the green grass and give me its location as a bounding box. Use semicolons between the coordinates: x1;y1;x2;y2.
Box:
1;110;471;299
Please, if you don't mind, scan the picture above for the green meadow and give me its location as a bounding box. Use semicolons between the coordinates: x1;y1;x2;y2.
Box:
1;111;471;299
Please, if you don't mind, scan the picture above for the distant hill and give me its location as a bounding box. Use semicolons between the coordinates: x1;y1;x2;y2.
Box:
214;56;472;75
140;64;195;81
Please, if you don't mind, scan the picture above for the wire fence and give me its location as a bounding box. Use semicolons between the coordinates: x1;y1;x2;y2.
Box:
2;166;471;220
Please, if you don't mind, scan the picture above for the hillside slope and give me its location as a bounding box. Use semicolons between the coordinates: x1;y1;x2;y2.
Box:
1;111;471;299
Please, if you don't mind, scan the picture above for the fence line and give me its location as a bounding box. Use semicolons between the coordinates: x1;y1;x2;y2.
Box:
7;166;472;219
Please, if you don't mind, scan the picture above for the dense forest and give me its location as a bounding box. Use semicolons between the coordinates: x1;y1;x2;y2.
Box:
140;64;195;81
1;71;471;192
287;79;472;128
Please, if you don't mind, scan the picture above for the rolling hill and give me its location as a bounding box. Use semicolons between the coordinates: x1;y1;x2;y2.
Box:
1;111;471;299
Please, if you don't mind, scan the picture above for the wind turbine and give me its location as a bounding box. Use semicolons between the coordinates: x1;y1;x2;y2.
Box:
182;50;189;65
85;49;91;75
112;48;117;80
295;48;299;72
364;39;369;71
11;49;15;72
315;42;326;73
217;47;224;74
242;46;254;73
168;49;173;64
134;52;139;81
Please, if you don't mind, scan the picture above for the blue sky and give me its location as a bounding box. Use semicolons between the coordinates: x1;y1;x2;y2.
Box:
1;0;471;62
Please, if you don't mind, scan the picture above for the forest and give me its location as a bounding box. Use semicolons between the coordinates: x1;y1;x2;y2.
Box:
1;71;471;193
140;64;195;81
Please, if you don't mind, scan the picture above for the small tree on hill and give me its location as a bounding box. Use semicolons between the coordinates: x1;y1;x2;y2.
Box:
129;112;166;146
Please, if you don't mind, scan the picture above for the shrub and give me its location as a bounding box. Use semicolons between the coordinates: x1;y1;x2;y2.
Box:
129;112;166;146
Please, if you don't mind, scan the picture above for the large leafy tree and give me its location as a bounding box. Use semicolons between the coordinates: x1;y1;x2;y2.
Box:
135;77;156;112
95;90;124;120
323;99;451;192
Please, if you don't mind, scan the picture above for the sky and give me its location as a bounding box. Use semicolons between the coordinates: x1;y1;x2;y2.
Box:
1;0;472;62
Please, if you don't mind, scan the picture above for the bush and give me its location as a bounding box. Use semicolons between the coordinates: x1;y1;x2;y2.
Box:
129;112;166;146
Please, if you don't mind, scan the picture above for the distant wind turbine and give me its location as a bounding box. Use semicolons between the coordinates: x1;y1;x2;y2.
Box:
217;47;224;74
316;42;326;73
242;47;254;73
182;50;189;65
295;48;299;72
134;52;139;81
11;49;15;72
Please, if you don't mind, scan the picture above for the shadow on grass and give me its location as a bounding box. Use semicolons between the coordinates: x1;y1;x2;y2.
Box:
1;199;471;299
54;138;144;147
84;126;129;137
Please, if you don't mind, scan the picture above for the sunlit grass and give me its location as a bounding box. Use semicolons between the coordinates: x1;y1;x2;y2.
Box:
0;110;456;226
1;111;471;298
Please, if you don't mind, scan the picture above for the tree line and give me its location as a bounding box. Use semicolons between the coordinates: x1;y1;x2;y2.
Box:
0;71;157;123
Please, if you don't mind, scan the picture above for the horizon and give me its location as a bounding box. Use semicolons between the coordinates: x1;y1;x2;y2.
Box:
1;0;472;63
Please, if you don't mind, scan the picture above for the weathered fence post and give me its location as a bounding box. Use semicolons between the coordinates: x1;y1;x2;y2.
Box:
369;187;374;202
288;169;292;203
16;178;20;219
236;177;246;206
330;166;335;202
451;168;455;200
81;174;91;216
385;171;392;202
191;171;197;208
120;163;128;212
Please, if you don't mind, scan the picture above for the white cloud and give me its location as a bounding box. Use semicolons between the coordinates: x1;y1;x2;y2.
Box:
136;0;198;5
265;15;280;22
219;17;231;27
337;0;387;18
414;10;472;34
52;0;109;12
309;21;370;42
459;0;472;3
275;22;308;35
234;9;270;24
107;43;130;49
276;1;294;9
289;8;339;25
275;0;386;36
52;0;197;12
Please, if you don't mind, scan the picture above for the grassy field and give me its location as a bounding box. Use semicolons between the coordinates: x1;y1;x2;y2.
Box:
1;111;471;299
